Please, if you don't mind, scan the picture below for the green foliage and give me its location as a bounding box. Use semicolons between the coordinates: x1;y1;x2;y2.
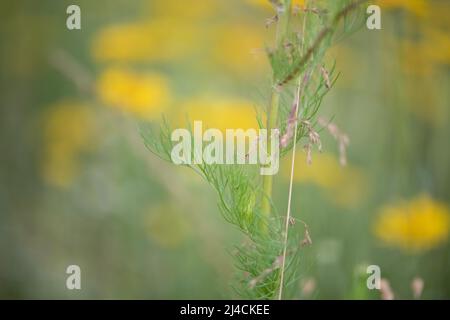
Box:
142;0;367;299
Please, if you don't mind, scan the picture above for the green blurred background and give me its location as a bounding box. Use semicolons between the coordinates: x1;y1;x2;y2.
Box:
1;0;449;299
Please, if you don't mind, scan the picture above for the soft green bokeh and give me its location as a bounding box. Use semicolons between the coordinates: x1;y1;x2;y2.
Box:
1;0;449;299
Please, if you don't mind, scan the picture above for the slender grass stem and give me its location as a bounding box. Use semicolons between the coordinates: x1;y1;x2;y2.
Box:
260;0;291;229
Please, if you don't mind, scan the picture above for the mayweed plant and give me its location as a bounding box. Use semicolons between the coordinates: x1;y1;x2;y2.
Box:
142;0;367;299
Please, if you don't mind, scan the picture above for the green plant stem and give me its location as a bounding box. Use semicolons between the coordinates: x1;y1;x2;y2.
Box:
260;92;279;222
260;0;291;229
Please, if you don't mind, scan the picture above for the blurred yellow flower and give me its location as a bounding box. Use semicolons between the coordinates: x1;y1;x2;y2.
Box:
283;152;367;208
210;23;267;75
174;97;260;132
91;19;199;63
400;27;450;76
422;28;450;66
374;195;450;253
42;102;94;188
376;0;429;17
97;67;170;119
146;205;191;249
378;2;450;125
246;0;305;11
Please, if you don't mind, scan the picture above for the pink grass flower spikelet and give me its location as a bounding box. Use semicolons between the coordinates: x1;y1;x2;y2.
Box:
318;117;349;166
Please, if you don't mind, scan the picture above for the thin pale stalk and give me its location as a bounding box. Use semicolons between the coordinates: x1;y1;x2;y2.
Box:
278;4;309;299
